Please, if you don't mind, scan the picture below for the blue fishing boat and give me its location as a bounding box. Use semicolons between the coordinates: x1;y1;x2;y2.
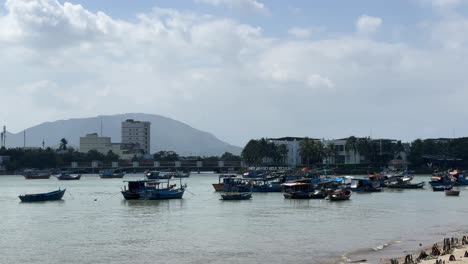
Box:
23;169;52;179
350;178;382;192
121;179;185;200
449;170;468;186
432;185;446;192
100;169;125;179
221;192;252;200
249;178;282;192
19;188;66;202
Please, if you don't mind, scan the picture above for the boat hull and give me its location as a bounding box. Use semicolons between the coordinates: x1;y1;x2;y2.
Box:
121;189;185;200
445;190;460;196
212;183;224;192
100;173;124;179
57;175;81;181
221;192;252;200
19;189;66;202
24;175;51;179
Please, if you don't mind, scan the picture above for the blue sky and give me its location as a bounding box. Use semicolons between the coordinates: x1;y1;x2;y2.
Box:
1;0;468;146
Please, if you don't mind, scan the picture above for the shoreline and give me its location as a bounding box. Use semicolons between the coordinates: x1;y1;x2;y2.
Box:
377;235;468;264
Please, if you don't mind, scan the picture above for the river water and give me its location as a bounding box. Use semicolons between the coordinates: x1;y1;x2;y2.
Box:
1;174;467;264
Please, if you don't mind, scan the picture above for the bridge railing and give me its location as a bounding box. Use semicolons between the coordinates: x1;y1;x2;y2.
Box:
67;160;243;169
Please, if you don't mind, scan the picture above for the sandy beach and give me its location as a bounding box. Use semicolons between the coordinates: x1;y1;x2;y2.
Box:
379;236;468;264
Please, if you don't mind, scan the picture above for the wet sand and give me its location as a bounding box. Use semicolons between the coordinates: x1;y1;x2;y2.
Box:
380;236;468;264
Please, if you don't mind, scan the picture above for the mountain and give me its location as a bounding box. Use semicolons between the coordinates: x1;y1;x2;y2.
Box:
4;113;242;156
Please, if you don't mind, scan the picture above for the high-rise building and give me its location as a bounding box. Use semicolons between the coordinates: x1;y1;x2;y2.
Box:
121;119;151;154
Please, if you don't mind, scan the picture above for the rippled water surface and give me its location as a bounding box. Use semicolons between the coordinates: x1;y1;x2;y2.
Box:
1;174;467;264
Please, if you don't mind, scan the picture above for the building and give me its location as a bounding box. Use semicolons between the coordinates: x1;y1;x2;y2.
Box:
268;137;321;167
79;133;122;155
121;119;151;155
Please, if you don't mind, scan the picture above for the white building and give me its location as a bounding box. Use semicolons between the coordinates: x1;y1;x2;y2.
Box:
268;137;321;167
322;138;363;165
79;133;121;155
121;119;151;155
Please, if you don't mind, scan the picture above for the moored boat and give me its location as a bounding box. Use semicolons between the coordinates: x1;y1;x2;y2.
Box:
221;192;252;200
212;174;239;192
121;179;186;200
282;181;314;199
100;169;125;179
19;188;66;202
173;172;190;178
445;189;460;196
351;178;382;192
23;169;51;179
56;172;81;181
327;189;352;201
432;185;445;192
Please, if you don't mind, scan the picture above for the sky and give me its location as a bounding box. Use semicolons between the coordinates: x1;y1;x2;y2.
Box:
1;0;468;147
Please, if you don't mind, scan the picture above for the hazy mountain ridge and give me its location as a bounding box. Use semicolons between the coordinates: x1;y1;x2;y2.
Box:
5;113;242;156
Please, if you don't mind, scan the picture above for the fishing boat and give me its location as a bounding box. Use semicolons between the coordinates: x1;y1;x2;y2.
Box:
386;181;425;189
445;186;460;196
327;189;352;201
56;172;81;181
19;188;66;202
250;178;282;192
309;189;328;199
100;169;125;179
212;174;239;192
448;170;468;186
350;178;382;192
173;172;190;178
23;169;51;179
221;192;252;200
282;181;314;199
432;185;445;192
121;179;186;200
145;171;172;180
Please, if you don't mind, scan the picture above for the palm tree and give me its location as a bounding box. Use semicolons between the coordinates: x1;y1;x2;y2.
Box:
345;136;358;163
299;137;314;165
59;138;68;150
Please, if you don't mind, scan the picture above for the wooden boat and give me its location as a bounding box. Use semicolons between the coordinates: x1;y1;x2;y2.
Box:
282;182;314;199
56;172;81;181
100;170;125;179
23;169;51;179
19;188;66;202
351;178;382;192
121;179;185;200
328;189;351;201
387;182;425;189
173;172;190;178
212;174;238;191
445;189;460;196
221;192;252;200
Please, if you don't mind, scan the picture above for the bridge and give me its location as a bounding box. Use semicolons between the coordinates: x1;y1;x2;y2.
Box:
60;160;246;173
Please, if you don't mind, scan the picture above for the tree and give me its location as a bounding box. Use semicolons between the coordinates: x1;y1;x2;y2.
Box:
153;151;179;161
299;138;323;166
59;138;68;150
220;152;241;161
345;136;358;163
277;144;288;165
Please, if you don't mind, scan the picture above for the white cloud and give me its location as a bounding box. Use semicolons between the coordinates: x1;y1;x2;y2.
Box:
356;15;382;35
1;0;468;145
194;0;268;14
288;27;311;38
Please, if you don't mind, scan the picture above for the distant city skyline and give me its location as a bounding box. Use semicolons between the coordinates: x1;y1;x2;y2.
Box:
1;0;468;146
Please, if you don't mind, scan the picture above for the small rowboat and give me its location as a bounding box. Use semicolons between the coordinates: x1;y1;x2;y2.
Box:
221;192;252;200
19;188;66;202
445;189;460;196
56;172;81;181
432;185;445;192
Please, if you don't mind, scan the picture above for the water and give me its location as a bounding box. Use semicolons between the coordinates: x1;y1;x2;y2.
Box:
1;174;467;264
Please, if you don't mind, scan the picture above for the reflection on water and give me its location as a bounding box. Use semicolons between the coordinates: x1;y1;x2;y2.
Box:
0;174;467;264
